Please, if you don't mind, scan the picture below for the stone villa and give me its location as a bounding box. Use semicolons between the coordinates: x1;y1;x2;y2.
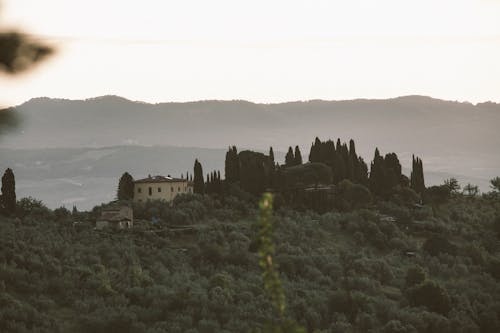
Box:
133;175;193;203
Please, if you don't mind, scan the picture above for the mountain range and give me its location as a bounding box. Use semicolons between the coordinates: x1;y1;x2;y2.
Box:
0;95;498;209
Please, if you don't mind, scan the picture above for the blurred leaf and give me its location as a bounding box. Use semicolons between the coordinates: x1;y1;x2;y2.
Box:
0;32;53;74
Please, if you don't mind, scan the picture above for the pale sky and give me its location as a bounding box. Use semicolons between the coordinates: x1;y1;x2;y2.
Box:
1;0;500;106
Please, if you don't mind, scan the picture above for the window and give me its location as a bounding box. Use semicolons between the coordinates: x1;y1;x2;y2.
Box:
178;187;180;192
148;187;152;196
137;187;142;193
171;187;174;192
158;187;161;192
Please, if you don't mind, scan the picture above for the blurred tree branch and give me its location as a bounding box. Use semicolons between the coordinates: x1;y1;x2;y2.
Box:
0;0;55;135
0;31;53;74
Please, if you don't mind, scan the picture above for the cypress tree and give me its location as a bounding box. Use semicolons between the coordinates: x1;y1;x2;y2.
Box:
217;170;222;194
225;146;239;183
318;140;328;164
357;157;369;185
349;139;356;156
347;155;355;181
224;147;231;182
309;137;321;162
384;153;402;189
268;147;276;188
193;159;205;194
411;155;425;194
285;147;295;167
410;155;416;190
325;140;336;165
340;143;349;161
1;168;16;214
117;172;134;200
369;148;387;196
348;139;359;182
333;154;347;184
206;174;211;193
233;146;240;181
294;146;303;165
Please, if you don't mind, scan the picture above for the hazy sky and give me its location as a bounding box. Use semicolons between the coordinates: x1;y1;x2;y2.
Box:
1;0;500;106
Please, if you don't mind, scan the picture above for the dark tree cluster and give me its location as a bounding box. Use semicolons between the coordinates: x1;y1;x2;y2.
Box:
224;146;276;195
368;148;407;197
204;137;428;214
285;146;303;167
218;138;427;209
238;150;274;195
205;170;223;195
309;137;368;185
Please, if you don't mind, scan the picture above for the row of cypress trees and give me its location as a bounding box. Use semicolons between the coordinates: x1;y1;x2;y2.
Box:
117;137;426;200
285;146;303;167
308;137;369;184
218;139;426;197
205;170;223;195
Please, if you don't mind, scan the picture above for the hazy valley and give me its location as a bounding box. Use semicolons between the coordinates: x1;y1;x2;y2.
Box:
1;95;498;209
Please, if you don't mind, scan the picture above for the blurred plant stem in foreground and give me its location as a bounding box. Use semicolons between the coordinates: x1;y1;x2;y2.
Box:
256;192;305;333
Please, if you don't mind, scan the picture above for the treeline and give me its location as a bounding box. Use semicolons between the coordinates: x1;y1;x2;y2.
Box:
189;137;428;212
110;135;488;212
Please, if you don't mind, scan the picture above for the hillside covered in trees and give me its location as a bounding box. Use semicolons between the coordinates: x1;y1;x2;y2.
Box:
1;136;500;333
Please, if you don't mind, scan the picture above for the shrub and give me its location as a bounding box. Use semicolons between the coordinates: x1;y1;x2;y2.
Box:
406;280;451;315
423;235;457;256
404;266;426;289
336;180;372;209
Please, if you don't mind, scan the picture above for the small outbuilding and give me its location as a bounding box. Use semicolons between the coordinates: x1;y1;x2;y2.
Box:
96;204;133;230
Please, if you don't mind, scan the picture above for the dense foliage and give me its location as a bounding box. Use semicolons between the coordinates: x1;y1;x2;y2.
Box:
1;189;499;332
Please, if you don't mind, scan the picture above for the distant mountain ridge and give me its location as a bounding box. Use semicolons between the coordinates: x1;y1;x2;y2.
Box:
3;94;499;151
1;95;499;205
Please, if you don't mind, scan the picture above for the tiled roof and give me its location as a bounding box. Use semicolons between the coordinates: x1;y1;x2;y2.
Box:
134;175;186;184
98;206;132;222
